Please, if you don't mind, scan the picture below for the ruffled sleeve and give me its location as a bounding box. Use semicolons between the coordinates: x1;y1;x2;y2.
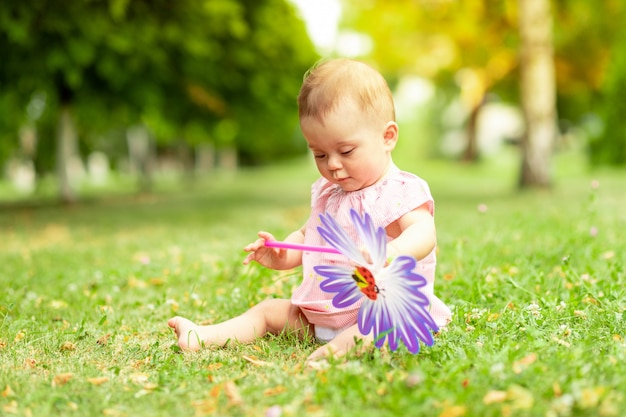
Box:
354;165;434;229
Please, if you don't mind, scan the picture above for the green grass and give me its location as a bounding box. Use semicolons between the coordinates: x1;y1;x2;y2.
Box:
1;154;625;417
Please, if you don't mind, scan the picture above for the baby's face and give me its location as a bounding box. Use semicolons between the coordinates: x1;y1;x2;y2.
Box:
301;101;397;192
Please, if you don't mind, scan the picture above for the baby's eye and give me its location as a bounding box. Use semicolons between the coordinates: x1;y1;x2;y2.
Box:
341;149;354;155
314;154;326;159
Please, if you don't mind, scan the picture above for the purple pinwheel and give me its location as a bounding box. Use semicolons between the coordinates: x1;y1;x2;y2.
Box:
314;209;439;354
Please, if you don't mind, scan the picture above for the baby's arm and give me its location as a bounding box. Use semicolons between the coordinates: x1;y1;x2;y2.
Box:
243;225;306;270
386;204;436;261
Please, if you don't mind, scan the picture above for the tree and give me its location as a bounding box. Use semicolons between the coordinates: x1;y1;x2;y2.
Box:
338;0;625;185
340;0;519;162
591;28;626;166
0;0;317;201
518;0;557;188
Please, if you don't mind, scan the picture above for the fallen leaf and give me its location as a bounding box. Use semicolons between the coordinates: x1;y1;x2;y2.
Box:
50;300;68;309
87;377;110;386
578;387;604;409
206;363;223;371
23;358;37;369
264;385;287;396
242;355;272;367
443;273;455;281
60;341;76;351
52;373;74;387
224;381;243;406
583;296;599;305
602;251;615;260
209;384;222;398
102;408;126;417
2;400;18;414
149;277;164;286
438;405;466;417
191;399;216;415
132;356;151;368
512;353;537;374
128;276;148;288
129;373;149;385
97;334;111;345
507;384;534;410
483;390;507;404
2;385;15;398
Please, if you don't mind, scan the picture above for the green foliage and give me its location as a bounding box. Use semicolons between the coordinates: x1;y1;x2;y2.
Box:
589;27;626;166
1;158;625;416
340;0;626;165
0;0;318;169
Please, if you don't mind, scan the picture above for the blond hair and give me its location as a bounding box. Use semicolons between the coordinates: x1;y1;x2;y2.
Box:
297;58;395;124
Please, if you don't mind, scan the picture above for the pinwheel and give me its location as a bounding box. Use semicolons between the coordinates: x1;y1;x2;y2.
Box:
266;209;438;353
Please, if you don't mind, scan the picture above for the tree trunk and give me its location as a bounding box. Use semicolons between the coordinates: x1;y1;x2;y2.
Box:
518;0;558;188
56;105;80;203
127;125;153;192
462;100;482;162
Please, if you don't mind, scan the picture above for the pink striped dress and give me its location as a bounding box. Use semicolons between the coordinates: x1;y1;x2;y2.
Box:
291;164;452;336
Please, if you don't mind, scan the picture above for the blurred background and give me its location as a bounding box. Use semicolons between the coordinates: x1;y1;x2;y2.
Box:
1;0;624;204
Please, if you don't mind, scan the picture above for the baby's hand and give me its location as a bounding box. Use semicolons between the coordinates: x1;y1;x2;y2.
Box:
243;231;285;268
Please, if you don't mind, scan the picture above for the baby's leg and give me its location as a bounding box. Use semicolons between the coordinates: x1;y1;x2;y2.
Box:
168;298;311;350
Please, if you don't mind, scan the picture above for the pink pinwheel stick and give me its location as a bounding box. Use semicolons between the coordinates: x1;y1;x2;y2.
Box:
264;240;340;254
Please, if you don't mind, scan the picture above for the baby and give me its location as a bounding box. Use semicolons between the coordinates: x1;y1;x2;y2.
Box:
168;58;451;362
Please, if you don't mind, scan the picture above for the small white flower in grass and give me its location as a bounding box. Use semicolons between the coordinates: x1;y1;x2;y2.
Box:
559;324;572;337
551;393;575;415
556;301;567;312
466;308;488;322
526;303;542;318
589;226;598;237
477;203;488;213
231;288;241;301
591;179;599;189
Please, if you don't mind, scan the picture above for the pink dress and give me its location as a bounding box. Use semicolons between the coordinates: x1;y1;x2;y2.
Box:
291;164;452;335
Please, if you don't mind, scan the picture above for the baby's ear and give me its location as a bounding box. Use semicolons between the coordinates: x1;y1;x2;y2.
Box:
383;121;399;148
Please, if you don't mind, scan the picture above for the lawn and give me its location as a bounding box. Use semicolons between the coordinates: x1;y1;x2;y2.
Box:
1;153;625;417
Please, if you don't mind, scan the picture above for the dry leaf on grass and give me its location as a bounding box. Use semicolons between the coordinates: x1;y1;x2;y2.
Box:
242;355;272;367
438;404;466;417
224;381;243;406
97;334;111;345
52;373;74;387
60;341;76;351
264;385;287;396
2;385;15;398
483;390;507;404
87;377;110;386
3;400;18;414
129;373;150;385
507;385;534;410
512;353;537;374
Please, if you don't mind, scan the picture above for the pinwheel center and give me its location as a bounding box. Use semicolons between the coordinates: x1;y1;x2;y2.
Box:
352;265;379;300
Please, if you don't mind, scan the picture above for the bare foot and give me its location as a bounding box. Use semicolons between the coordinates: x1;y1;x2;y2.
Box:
306;342;340;364
305;325;373;364
168;316;210;351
